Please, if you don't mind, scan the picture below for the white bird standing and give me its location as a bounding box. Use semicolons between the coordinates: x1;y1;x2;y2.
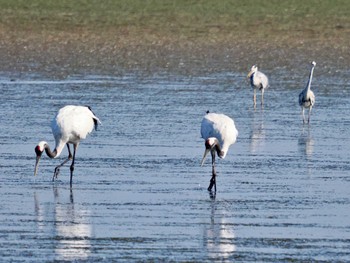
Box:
34;105;101;186
201;112;238;192
247;65;269;108
299;61;316;124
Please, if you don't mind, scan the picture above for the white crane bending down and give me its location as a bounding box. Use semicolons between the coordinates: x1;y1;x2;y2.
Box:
200;112;238;192
299;61;316;124
34;105;101;186
247;65;269;108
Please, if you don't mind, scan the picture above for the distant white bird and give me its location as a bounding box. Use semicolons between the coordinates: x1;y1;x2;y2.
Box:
299;61;316;123
247;65;269;108
201;112;238;192
34;105;101;186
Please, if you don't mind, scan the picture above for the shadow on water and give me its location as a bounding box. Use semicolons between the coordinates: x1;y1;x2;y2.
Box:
34;187;92;261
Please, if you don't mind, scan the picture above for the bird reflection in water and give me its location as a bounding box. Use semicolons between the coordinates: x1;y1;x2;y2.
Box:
34;187;92;261
203;197;236;261
250;112;265;154
298;126;315;176
298;126;315;159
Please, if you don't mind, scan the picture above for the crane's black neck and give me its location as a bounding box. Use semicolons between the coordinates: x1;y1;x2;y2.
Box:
206;138;224;158
215;144;224;158
250;73;255;82
44;144;58;159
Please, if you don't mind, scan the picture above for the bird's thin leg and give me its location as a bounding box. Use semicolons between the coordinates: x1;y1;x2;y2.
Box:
208;150;217;192
308;106;313;124
253;89;257;108
53;144;73;181
261;89;264;107
301;108;306;124
69;144;78;187
70;188;74;203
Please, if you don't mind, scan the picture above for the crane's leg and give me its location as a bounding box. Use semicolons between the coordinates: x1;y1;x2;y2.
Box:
253;89;257;108
208;150;217;192
53;144;73;181
308;106;313;124
261;89;264;108
70;144;78;187
301;107;306;124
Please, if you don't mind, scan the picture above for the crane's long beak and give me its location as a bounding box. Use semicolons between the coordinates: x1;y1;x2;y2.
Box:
247;70;253;78
201;148;210;166
34;155;41;176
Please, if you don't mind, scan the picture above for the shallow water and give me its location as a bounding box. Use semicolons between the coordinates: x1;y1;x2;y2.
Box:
0;69;349;262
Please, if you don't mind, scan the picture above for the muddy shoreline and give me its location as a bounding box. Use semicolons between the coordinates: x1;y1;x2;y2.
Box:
0;27;348;78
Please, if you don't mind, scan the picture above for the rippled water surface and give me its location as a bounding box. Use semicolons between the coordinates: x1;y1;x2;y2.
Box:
0;69;350;262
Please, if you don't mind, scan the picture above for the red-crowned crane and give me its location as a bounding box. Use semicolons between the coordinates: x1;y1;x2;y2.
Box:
201;112;238;192
34;105;101;186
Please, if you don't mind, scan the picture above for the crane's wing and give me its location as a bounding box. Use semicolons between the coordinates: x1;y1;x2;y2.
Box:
256;71;269;89
201;113;238;156
52;105;100;143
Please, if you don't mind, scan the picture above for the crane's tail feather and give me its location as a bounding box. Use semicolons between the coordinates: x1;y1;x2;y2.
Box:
93;117;101;131
86;106;101;131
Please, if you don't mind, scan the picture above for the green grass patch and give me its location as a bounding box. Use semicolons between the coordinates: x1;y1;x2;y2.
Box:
0;0;349;38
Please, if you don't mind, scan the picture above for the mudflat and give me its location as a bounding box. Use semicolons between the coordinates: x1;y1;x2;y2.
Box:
0;0;349;77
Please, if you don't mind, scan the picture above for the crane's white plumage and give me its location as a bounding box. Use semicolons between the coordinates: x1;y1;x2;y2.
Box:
247;65;269;107
50;105;100;157
34;105;100;186
200;112;238;192
201;113;238;159
299;61;316;123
